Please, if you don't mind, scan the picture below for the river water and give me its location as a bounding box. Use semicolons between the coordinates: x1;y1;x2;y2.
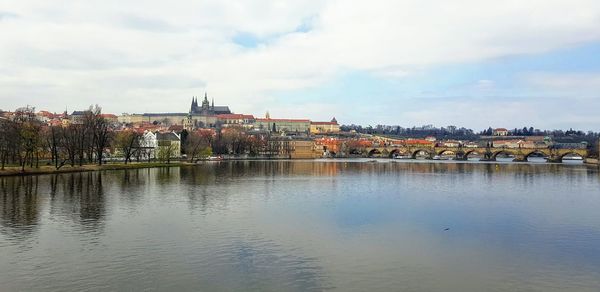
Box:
1;160;600;291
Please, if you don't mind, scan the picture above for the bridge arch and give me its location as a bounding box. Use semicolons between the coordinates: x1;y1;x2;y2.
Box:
464;150;481;158
412;149;433;159
367;149;382;158
492;150;515;160
389;148;410;158
436;149;456;156
560;151;585;160
524;150;549;160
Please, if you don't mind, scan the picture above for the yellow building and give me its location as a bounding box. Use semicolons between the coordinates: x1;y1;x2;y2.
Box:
290;140;319;159
310;118;340;134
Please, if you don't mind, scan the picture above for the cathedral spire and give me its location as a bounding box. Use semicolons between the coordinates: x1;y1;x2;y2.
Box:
211;98;214;109
204;92;208;102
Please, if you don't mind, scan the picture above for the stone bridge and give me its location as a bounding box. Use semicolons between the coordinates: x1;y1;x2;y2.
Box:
364;146;589;163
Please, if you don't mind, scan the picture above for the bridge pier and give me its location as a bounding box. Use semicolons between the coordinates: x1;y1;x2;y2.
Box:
453;151;468;161
479;151;495;161
547;155;563;163
512;154;527;162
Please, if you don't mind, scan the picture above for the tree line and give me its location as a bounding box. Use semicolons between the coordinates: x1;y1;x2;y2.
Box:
0;105;111;171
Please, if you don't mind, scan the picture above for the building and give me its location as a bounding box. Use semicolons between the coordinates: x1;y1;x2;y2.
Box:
290;139;319;159
190;92;231;115
100;114;118;124
493;128;509;136
216;114;255;129
70;111;87;124
255;112;310;133
310;118;340;134
118;113;145;124
131;93;232;129
137;131;181;160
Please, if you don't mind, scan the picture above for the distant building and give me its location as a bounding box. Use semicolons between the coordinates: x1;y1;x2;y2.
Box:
156;131;181;158
216;114;256;129
130;93;232;128
100;114;118;123
137;131;182;160
255;113;310;133
290;139;319;159
310;117;340;134
70;111;88;124
493;128;509;136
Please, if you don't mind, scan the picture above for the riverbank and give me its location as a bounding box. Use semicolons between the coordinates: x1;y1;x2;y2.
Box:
0;162;194;177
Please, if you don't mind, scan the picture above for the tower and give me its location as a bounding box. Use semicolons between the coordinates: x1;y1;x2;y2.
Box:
201;92;210;111
191;96;202;113
184;112;194;131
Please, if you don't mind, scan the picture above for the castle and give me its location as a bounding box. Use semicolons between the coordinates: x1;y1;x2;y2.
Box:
120;93;232;127
189;92;231;116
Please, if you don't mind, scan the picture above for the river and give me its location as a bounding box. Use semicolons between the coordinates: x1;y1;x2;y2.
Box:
1;160;600;291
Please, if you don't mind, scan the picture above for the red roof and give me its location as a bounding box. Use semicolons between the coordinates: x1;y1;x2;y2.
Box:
37;110;56;118
256;118;310;123
217;114;255;120
311;121;338;125
404;139;433;145
168;125;184;132
101;114;118;118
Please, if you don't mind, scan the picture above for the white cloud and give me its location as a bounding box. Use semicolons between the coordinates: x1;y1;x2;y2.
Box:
1;0;600;123
524;72;600;98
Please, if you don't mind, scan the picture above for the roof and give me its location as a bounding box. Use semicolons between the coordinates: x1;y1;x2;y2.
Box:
311;121;338;125
37;110;55;117
494;128;508;131
101;114;118;118
156;132;180;141
217;114;255;120
71;110;88;116
404;139;433;145
256;118;311;123
142;113;187;117
168;125;184;132
213;106;231;113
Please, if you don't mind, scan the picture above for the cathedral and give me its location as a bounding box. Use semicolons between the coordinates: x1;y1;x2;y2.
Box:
190;92;231;115
136;92;232;129
184;92;232;130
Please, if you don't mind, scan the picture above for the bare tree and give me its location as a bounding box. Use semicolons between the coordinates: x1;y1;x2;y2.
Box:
185;131;212;162
113;130;141;164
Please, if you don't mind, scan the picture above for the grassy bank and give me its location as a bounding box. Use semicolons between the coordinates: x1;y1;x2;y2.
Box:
0;162;194;177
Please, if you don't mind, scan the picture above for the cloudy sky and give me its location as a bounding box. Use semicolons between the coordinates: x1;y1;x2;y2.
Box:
2;0;600;130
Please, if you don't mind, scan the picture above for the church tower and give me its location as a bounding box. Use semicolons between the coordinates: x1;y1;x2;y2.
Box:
201;92;210;111
184;111;194;131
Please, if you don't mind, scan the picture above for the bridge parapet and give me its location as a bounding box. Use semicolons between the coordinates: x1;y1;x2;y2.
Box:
362;145;589;163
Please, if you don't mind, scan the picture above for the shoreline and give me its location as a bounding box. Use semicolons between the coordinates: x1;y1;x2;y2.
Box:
0;162;194;177
1;157;598;177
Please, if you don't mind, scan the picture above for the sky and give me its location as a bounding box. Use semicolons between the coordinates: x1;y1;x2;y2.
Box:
1;0;600;130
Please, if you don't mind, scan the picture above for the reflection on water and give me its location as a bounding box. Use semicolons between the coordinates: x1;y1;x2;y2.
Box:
1;160;600;291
